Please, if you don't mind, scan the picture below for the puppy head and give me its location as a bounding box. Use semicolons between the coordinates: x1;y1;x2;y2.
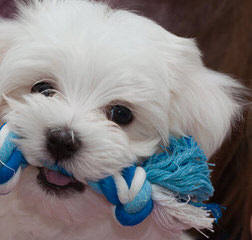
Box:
0;0;243;222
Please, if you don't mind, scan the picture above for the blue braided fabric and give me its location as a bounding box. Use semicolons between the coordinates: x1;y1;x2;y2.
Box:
88;165;153;226
0;123;28;191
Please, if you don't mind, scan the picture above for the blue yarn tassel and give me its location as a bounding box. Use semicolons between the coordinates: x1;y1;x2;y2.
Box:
142;136;214;202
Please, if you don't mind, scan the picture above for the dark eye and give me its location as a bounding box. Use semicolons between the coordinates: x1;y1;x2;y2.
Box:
31;82;54;97
110;105;133;125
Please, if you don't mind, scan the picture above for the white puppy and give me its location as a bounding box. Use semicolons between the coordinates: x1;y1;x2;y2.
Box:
0;0;243;239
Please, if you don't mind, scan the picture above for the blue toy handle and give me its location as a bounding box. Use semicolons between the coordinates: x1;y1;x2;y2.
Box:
0;123;224;231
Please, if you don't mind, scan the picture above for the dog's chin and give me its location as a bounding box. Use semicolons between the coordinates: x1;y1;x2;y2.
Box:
16;167;111;225
37;167;86;198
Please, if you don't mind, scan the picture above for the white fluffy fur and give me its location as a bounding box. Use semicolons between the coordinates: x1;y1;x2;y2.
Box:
0;0;244;239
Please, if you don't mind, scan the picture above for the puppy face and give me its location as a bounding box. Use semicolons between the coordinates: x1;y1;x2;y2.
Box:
0;0;242;222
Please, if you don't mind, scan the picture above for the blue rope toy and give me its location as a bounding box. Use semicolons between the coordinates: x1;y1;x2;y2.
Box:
0;123;224;231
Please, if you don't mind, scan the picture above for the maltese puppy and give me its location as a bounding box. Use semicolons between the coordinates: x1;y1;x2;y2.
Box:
0;0;243;239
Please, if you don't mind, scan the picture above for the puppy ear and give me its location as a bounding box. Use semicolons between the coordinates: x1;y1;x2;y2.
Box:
166;38;244;157
0;20;20;115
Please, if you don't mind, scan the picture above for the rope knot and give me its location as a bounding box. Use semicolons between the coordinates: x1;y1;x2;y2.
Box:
0;123;27;194
88;165;153;226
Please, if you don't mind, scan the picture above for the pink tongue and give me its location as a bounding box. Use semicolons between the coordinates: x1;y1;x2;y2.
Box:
44;168;73;186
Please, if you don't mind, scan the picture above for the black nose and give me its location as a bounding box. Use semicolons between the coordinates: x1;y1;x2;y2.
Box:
46;128;81;161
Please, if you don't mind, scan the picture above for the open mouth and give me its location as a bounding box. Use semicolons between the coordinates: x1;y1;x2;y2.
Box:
37;167;85;196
